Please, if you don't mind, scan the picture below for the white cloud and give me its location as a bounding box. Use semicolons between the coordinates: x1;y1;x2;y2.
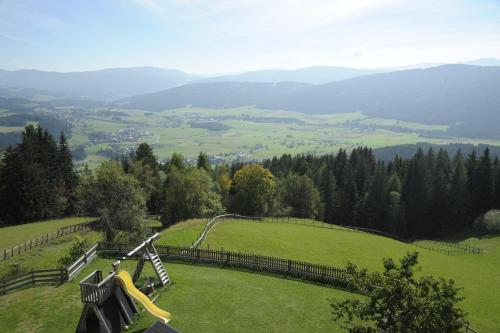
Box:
132;0;400;38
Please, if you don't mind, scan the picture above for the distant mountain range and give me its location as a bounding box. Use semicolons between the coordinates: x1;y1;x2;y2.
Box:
0;67;198;100
1;60;500;139
197;66;379;84
118;64;500;139
1;58;499;100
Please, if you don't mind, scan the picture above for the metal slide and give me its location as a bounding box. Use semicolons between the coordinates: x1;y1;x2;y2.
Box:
114;270;171;324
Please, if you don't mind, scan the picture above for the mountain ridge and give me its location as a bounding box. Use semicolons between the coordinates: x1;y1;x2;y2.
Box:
118;64;500;139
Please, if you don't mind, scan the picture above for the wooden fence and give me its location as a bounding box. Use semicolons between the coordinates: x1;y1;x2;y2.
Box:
98;242;348;288
0;268;67;295
464;324;481;333
67;243;99;280
200;215;483;256
192;214;262;249
0;220;97;262
79;270;116;306
413;239;483;256
0;243;99;295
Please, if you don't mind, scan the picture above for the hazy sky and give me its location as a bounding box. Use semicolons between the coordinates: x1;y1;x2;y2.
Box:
1;0;500;73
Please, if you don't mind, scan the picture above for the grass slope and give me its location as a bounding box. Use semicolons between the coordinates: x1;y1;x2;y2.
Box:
2;217;497;332
155;218;207;247
0;217;94;250
0;229;102;278
131;263;353;333
161;219;500;332
0;258;353;333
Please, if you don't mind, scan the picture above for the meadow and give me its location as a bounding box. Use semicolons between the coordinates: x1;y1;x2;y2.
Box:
0;217;92;250
156;218;500;332
1;217;499;332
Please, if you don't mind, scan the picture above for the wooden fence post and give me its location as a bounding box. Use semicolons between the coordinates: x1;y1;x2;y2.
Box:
31;269;35;285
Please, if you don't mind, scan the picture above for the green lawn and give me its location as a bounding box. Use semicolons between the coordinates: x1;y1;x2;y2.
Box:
156;218;207;247
0;217;94;250
131;263;353;333
0;229;102;278
161;218;500;332
0;258;353;333
2;217;498;332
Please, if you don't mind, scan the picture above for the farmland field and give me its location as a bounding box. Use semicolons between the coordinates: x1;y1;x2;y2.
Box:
3;104;500;168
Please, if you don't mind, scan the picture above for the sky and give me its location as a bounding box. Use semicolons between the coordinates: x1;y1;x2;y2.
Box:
1;0;500;74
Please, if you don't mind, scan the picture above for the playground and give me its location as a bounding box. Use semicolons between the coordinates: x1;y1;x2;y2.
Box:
0;215;497;332
75;233;175;333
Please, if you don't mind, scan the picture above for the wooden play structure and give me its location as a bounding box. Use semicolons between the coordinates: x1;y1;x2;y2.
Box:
126;233;170;287
75;234;177;333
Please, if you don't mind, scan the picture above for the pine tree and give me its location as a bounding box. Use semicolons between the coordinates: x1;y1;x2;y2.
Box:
336;163;358;226
57;132;78;214
429;149;451;235
362;163;388;230
0;125;71;224
318;164;339;224
134;142;157;169
494;157;500;209
475;148;494;214
387;178;406;237
402;149;430;236
197;152;212;173
448;152;472;229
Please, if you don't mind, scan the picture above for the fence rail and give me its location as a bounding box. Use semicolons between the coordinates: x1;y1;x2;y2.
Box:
0;220;97;262
0;268;66;295
192;214;262;249
413;239;483;256
201;215;483;256
80;270;116;306
67;243;99;280
98;242;348;288
0;243;99;295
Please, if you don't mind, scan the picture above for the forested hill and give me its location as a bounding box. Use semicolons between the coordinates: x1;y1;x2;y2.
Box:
373;143;500;162
197;66;379;84
115;81;310;110
119;64;500;139
0;67;198;100
0;97;71;149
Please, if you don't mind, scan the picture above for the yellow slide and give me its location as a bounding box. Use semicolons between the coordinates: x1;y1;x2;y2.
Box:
115;270;171;324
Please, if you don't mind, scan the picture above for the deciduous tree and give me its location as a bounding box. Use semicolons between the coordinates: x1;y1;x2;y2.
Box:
230;164;275;216
76;161;147;241
331;252;468;333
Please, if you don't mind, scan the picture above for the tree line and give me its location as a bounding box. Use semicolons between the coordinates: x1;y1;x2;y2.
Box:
261;147;500;238
1;125;499;241
0;125;76;223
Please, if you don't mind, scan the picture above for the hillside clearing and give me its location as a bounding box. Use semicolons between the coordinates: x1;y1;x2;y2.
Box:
0;217;94;250
161;218;500;332
0;258;352;333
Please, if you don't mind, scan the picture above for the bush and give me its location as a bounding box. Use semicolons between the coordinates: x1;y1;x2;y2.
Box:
161;167;224;226
1;262;28;279
58;236;88;267
474;210;500;234
331;252;468;333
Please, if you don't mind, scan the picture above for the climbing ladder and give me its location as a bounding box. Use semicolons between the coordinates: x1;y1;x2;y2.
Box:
128;233;170;287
